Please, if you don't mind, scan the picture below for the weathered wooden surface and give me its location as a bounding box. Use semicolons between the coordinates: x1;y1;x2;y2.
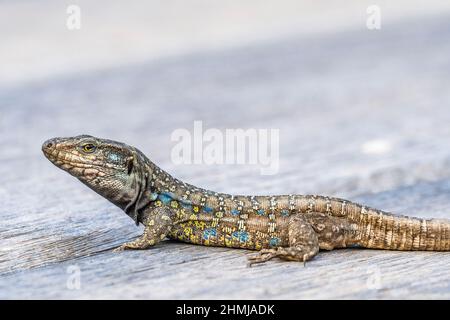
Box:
1;4;450;299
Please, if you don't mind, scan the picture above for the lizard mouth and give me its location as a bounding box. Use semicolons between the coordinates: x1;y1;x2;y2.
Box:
42;138;70;165
42;138;102;179
42;138;110;185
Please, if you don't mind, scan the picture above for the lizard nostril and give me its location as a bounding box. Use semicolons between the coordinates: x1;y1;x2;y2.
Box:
42;139;55;152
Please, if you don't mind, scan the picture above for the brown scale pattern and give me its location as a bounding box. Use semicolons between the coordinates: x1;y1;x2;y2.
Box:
153;168;450;253
43;136;450;264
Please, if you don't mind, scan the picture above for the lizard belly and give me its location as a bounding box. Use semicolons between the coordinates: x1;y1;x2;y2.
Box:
168;213;290;250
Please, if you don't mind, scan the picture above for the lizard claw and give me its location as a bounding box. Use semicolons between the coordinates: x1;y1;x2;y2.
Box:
112;245;127;252
246;249;279;267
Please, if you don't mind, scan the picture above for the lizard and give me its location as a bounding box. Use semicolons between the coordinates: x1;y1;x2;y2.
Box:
42;135;450;265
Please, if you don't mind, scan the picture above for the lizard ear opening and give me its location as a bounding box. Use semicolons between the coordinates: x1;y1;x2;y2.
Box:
126;156;134;175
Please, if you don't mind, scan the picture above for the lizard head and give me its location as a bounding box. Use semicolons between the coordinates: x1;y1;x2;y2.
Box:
42;135;153;224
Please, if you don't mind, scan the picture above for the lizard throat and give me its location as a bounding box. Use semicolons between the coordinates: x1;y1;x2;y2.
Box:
123;151;154;225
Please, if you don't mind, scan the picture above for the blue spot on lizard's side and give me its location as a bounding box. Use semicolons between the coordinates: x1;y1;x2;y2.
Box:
158;192;173;204
256;209;265;216
231;209;240;216
203;228;217;240
269;237;280;247
203;206;213;213
232;231;249;242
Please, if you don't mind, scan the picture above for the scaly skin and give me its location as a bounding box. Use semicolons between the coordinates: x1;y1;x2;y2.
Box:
42;135;450;265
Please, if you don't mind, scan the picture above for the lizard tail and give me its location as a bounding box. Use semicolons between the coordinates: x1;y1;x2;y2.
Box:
357;209;450;251
298;195;450;251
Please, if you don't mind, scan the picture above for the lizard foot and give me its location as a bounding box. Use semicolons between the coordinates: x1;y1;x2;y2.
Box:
112;244;129;252
112;243;137;252
247;245;318;266
247;249;279;267
112;239;155;252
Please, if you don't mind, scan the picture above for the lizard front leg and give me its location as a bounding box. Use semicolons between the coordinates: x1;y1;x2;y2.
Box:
247;215;319;266
114;206;174;251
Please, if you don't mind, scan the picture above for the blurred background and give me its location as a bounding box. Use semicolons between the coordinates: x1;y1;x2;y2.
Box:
1;0;450;299
4;0;450;87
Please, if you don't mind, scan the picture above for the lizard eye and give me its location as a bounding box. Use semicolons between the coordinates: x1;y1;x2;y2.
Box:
81;143;97;153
